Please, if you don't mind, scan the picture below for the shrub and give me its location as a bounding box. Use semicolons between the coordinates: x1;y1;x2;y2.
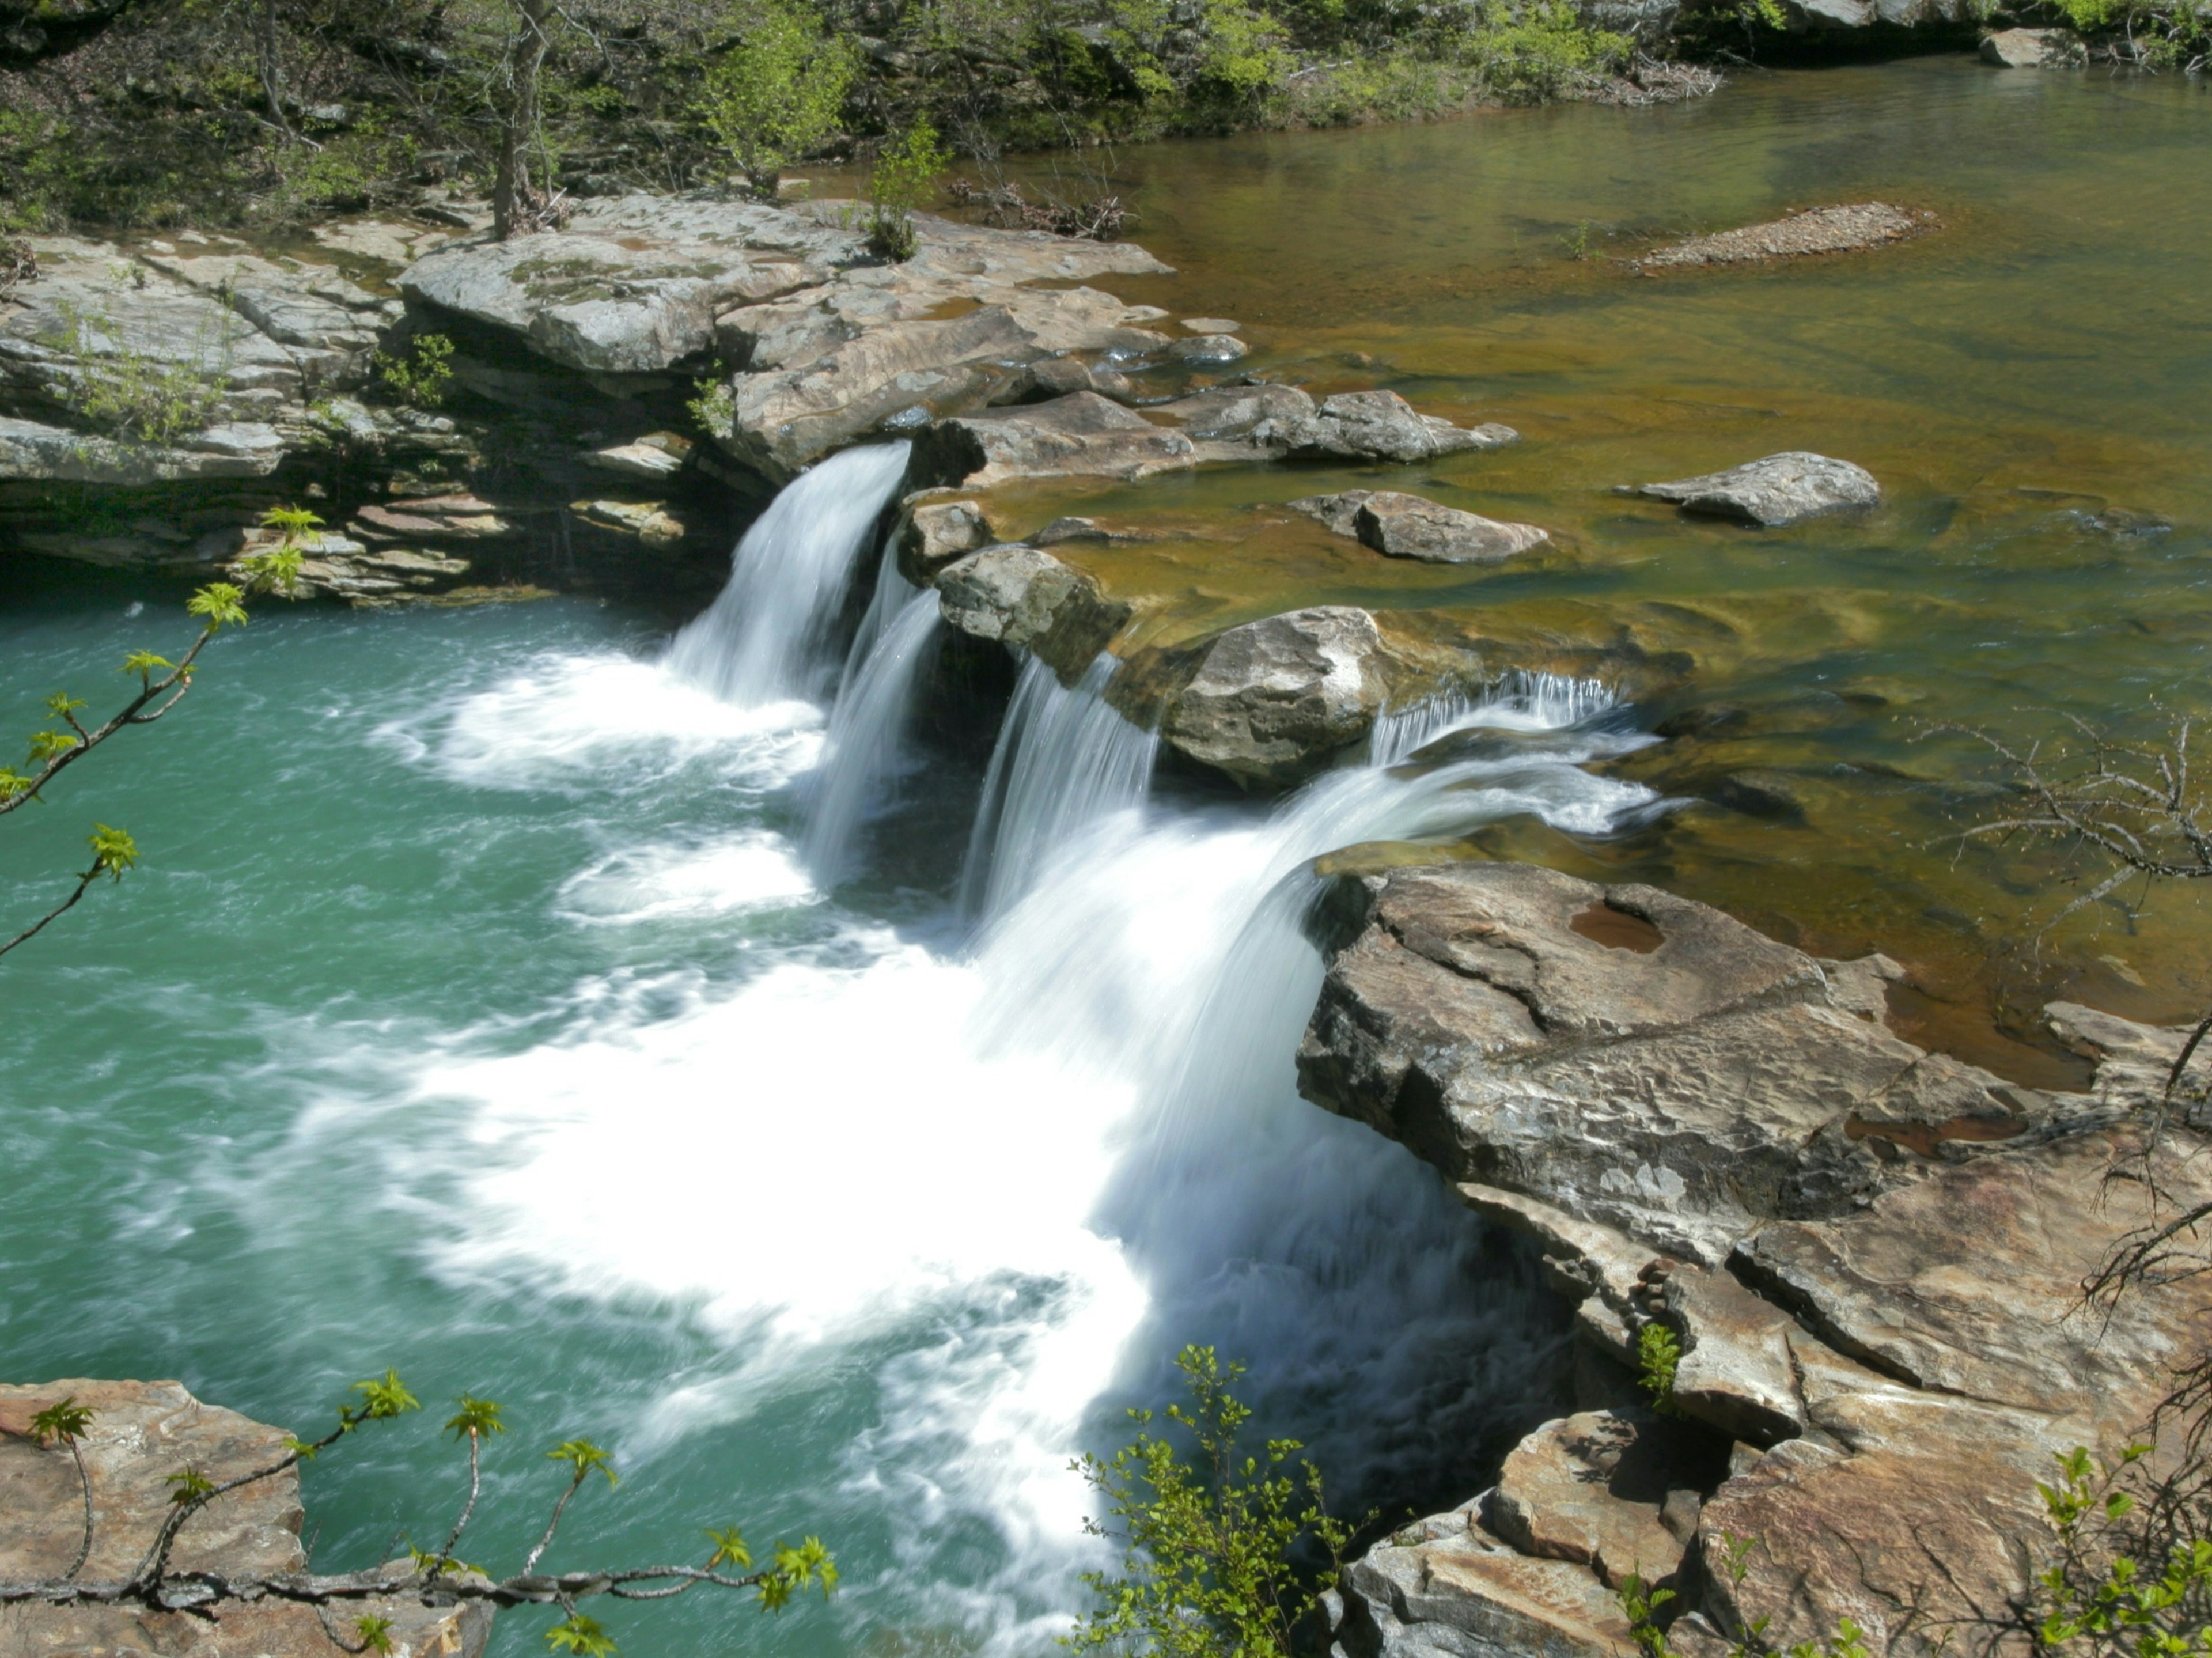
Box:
1066;1346;1360;1658
865;119;950;262
47;298;232;445
376;332;456;410
696;0;859;197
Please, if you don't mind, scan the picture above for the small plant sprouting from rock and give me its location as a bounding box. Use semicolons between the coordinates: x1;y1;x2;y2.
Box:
0;1371;839;1651
1560;219;1594;261
865;119;950;263
376;331;454;410
1065;1345;1363;1658
48;297;233;445
1637;1321;1682;1415
688;372;737;441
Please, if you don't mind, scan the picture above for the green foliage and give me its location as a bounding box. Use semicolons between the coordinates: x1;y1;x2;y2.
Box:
48;298;232;445
546;1614;618;1657
166;1466;217;1505
548;1439;618;1487
186;582;249;631
866;118;951;261
759;1536;839;1608
705;1527;752;1570
1065;1345;1358;1658
689;376;737;441
86;824;139;880
376;334;454;410
1460;0;1630;103
2035;1444;2212;1658
1197;0;1295;102
30;1396;94;1446
2040;0;2210;65
445;1395;507;1440
695;0;859;196
349;1369;423;1425
1620;1569;1677;1658
353;1614;396;1655
1637;1322;1682;1415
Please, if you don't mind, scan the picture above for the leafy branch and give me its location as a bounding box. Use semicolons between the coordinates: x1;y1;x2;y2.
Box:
0;506;313;962
0;1372;837;1657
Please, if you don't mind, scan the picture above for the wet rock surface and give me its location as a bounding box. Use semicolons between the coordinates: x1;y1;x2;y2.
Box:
1631;451;1881;526
1151;606;1395;789
0;1379;493;1658
1308;861;2212;1658
934;543;1134;682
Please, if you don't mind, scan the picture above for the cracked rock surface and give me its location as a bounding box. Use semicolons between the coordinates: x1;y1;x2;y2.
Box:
1309;861;2212;1658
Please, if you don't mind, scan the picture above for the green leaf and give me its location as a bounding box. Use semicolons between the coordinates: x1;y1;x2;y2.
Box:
353;1614;395;1655
548;1439;617;1487
26;729;80;764
705;1527;751;1570
44;692;86;717
445;1395;505;1439
31;1396;93;1445
122;650;175;679
88;823;138;879
350;1369;421;1422
544;1614;616;1657
166;1466;216;1505
187;582;249;630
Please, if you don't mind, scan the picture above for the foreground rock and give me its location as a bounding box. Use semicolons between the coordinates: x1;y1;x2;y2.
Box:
934;543;1134;681
1640;204;1933;270
1152;607;1393;790
1980;25;2086;63
0;1379;493;1658
1631;452;1880;526
1306;862;2212;1658
1294;489;1551;563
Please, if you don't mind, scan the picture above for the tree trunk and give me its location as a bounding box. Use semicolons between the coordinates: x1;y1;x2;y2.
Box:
491;0;554;240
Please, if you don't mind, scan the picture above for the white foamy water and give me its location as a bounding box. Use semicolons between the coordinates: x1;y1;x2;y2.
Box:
349;463;1664;1649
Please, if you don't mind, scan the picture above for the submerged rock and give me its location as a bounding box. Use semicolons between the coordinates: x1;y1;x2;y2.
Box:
1980;25;2085;64
1294;489;1551;563
1639;205;1931;270
1157;606;1393;790
1166;332;1247;364
1631;452;1880;526
1287;390;1518;465
934;543;1133;681
0;1378;493;1658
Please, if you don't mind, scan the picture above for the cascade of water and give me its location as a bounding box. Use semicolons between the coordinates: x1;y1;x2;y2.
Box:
663;442;912;707
960;653;1161;922
1372;669;1622;765
839;539;919;699
802;590;945;885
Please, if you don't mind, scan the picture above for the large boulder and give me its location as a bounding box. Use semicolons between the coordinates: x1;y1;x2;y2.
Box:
1156;607;1393;790
934;543;1134;681
1631;452;1880;527
1980;25;2086;63
0;1379;493;1658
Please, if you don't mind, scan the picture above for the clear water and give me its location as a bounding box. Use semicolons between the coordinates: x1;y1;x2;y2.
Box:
3;55;2208;1658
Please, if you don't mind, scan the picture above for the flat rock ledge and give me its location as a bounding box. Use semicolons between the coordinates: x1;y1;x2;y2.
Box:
1639;204;1933;271
1304;861;2212;1658
1631;452;1880;527
0;1378;493;1658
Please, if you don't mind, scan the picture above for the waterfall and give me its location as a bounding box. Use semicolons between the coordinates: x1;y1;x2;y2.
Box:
802;589;945;885
664;442;912;707
1373;669;1622;765
960;654;1161;922
839;537;919;699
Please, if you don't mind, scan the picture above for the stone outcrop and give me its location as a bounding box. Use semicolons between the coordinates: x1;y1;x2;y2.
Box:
1639;205;1932;270
934;543;1135;681
1630;452;1881;527
1153;606;1394;789
1159;385;1518;470
895;495;997;583
1980;25;2086;63
918;391;1198;489
1305;861;2212;1658
0;1379;493;1658
1293;489;1551;563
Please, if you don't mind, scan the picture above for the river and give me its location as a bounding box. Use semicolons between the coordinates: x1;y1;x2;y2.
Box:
2;52;2207;1658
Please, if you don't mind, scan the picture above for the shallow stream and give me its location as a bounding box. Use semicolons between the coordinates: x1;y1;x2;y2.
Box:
3;54;2207;1658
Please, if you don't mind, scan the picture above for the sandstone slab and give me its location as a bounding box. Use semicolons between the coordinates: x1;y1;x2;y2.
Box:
919;391;1196;489
935;543;1134;681
0;1379;491;1658
1294;490;1548;563
1981;26;2085;64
